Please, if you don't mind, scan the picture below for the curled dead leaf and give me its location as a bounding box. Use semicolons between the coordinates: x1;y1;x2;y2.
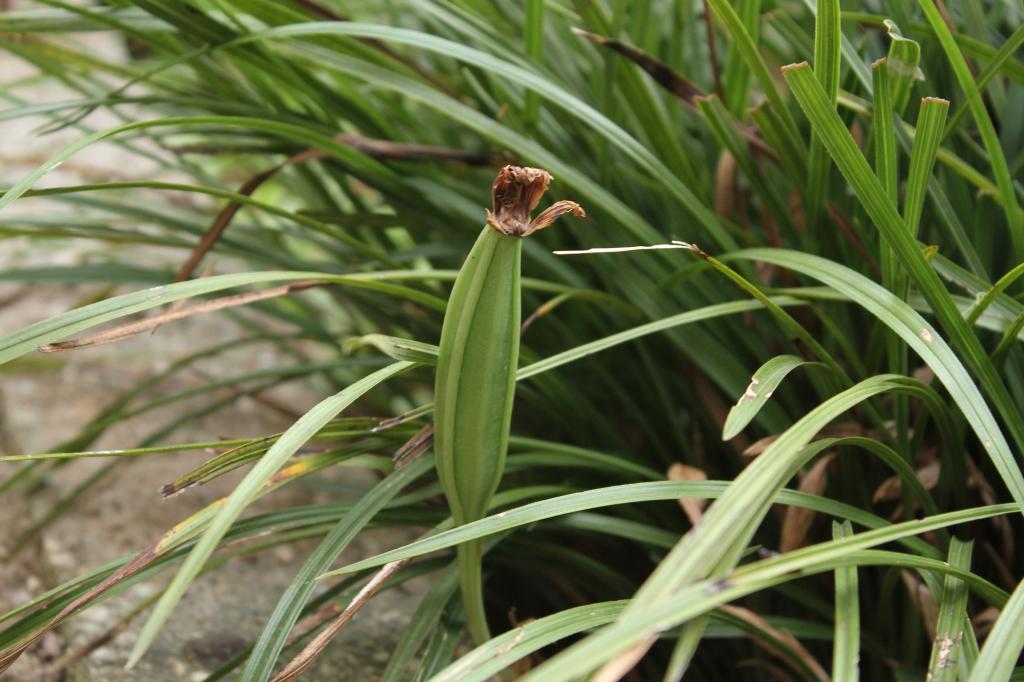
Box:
780;454;834;552
901;569;938;641
714;150;737;219
668;463;709;526
720;604;829;681
873;459;941;505
745;422;867;460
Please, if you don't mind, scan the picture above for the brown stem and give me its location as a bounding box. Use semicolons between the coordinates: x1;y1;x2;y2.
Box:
702;1;724;98
40;281;325;352
176;134;495;284
571;28;774;158
270;560;408;682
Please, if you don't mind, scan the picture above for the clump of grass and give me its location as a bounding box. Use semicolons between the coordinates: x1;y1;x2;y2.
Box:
1;1;1024;680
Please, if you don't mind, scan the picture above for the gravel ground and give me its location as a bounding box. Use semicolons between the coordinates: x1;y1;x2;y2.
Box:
0;284;430;681
0;16;429;681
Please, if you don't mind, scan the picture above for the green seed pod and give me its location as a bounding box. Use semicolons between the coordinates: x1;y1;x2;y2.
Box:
435;166;583;526
434;167;583;646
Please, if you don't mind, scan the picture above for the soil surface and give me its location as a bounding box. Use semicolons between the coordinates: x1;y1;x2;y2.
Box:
0;16;429;681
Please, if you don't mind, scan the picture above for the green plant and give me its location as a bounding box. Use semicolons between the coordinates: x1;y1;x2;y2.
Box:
433;165;583;647
1;1;1023;680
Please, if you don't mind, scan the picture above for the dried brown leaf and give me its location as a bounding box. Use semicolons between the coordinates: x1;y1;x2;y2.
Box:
174;165;282;283
967;458;1014;564
570;27;773;157
270;560;407;682
176;134;493;283
720;604;830;681
873;459;941;504
0;540;164;673
901;570;938;640
714;150;738;219
745;422;866;460
590;635;657;682
392;425;434;470
972;606;999;638
743;433;781;459
780;454;834;552
39;281;323;352
668;463;709;526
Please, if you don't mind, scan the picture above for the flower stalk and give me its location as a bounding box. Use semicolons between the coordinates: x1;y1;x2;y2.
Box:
434;166;583;645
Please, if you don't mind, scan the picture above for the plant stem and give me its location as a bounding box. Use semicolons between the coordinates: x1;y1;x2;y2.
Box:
458;540;491;645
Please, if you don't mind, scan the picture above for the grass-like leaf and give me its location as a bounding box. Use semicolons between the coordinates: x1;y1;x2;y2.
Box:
325;474;944;579
722;355;819;440
928;538;974;681
733;248;1023;510
240;455;434;682
780;65;1024;512
831;521;860;682
515;504;1016;681
127;361;418;668
917;0;1024;258
970;572;1024;682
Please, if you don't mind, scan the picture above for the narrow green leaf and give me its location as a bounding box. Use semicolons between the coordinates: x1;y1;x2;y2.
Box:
800;0;873;92
903;98;949;239
891;98;949;457
873;58;909;456
431;601;628;682
231;22;736;249
805;0;841;235
970;573;1024;682
380;563;460;682
21;181;395;263
0;115;403;211
967;261;1024;326
523;0;544;126
517;296;806;382
872;59;898;203
0;271;448;367
722;355;817;440
557;512;677;549
325;462;941;579
917;0;1024;259
239;455;434;682
517;504;1015;682
831;521;860;682
943;23;1024;138
734;248;1024;511
928;538;973;682
705;0;805;164
127;361;417;668
883;20;921;113
344;334;439;364
663;615;705;682
993;311;1024;366
781;64;1024;514
721;0;760;115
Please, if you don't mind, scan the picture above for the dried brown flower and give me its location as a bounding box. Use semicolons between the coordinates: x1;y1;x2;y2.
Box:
485;165;585;237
